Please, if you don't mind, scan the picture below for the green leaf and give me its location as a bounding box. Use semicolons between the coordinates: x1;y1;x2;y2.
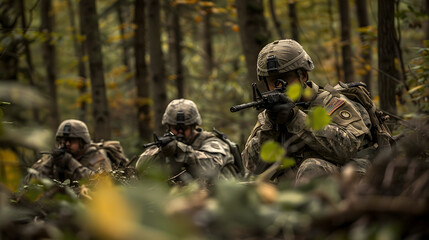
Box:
280;157;296;169
260;140;285;163
286;82;302;101
306;107;331;130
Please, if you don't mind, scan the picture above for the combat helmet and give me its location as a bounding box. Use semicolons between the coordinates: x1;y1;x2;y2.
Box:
56;119;91;144
257;39;314;79
162;99;202;126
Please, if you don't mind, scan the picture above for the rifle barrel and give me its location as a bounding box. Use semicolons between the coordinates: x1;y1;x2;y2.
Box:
230;101;260;112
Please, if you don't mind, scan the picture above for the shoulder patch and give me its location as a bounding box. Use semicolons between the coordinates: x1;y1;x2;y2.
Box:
326;97;345;115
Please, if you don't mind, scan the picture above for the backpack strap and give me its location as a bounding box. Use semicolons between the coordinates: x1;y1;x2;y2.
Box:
212;128;245;177
337;82;395;149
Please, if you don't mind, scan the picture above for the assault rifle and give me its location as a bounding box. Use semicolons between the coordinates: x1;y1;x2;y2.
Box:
230;79;289;112
142;131;184;148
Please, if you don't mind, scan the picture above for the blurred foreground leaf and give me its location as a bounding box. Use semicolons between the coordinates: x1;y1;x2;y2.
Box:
306;107;331;130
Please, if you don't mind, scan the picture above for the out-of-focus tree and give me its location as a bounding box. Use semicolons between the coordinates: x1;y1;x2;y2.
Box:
19;0;39;124
79;0;112;141
338;0;354;83
355;0;372;92
167;0;185;98
235;0;270;83
378;0;399;114
268;0;283;39
328;0;341;82
116;0;131;72
41;0;59;131
148;0;167;135
425;0;429;40
288;0;298;41
66;0;88;122
134;0;152;141
200;0;214;76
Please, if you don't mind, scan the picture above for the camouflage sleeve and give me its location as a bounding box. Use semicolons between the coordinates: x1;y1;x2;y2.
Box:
135;146;163;176
68;150;112;180
286;96;370;164
175;138;233;179
242;112;279;174
23;154;54;183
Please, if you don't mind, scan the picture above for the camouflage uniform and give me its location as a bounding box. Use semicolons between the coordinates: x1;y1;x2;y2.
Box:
136;99;239;185
242;39;372;184
137;128;237;184
242;81;372;183
24;120;112;183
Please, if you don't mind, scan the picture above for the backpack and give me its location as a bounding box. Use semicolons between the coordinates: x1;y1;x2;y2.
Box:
336;82;395;150
212;128;245;177
92;140;130;170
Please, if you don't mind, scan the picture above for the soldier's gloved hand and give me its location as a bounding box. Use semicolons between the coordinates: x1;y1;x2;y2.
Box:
161;139;178;157
52;150;73;169
267;102;297;124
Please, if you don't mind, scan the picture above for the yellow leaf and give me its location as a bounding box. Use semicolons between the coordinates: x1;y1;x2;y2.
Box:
200;1;215;7
194;15;202;23
0;148;21;191
232;25;239;32
85;176;138;240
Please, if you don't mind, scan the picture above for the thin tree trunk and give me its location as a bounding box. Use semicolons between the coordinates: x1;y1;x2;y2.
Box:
235;0;270;83
116;0;131;70
19;0;39;123
134;0;151;141
288;0;299;41
328;0;341;82
41;0;59;131
356;0;372;92
378;0;398;114
338;0;354;83
167;1;185;98
148;0;167;135
269;0;283;39
79;0;111;141
67;0;88;122
201;2;213;75
425;0;429;40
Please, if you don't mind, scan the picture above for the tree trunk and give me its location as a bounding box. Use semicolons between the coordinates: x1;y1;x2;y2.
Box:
67;0;88;122
355;0;372;92
288;0;299;41
328;0;341;82
41;0;59;131
134;0;152;141
148;0;167;135
116;0;131;71
235;0;270;83
19;0;39;123
79;0;111;141
201;2;213;75
425;0;429;41
338;0;354;83
378;0;398;114
167;1;185;98
269;0;283;39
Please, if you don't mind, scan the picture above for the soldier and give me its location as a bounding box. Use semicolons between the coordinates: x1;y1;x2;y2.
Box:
242;39;374;184
136;99;240;185
24;119;112;183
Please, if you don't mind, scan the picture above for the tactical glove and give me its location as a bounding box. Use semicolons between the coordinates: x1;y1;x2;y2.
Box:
52;150;73;169
161;139;178;157
267;102;297;125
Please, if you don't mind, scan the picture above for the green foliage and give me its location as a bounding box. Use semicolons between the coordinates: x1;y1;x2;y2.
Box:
260;140;295;168
306;106;331;130
286;82;302;101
